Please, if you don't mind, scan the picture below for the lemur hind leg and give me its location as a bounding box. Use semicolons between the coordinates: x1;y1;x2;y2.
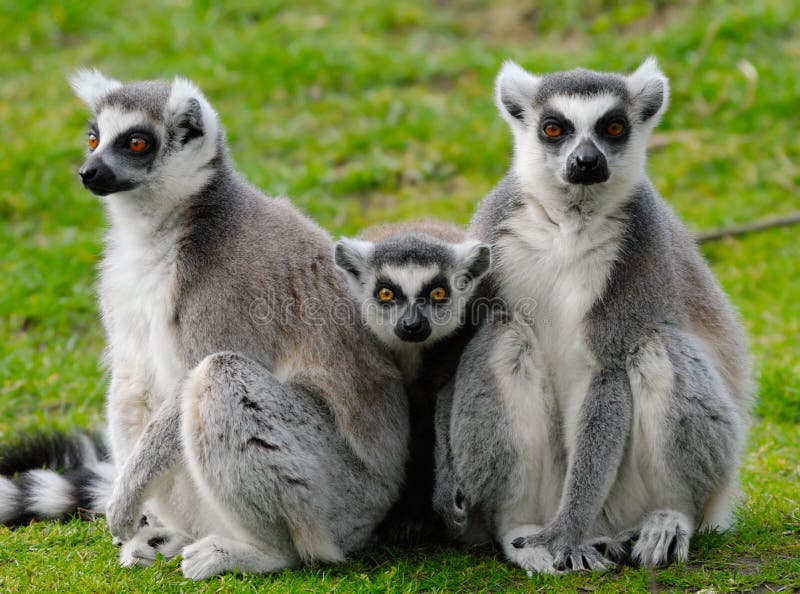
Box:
181;351;389;578
606;328;742;567
182;535;295;581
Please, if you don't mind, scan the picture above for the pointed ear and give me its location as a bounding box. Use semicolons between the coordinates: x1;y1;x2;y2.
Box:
453;241;491;290
495;61;542;128
334;239;373;283
69;69;122;110
627;57;670;124
166;77;219;145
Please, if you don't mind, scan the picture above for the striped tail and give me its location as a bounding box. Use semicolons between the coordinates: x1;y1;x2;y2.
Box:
0;429;116;526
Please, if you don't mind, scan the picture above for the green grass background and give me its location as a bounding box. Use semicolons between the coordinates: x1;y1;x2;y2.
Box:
1;0;798;591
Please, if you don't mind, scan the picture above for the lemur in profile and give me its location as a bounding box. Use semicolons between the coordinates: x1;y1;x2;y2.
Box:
20;70;409;580
335;221;491;544
437;58;751;573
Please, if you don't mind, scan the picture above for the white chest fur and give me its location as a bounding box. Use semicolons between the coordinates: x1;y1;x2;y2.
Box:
99;207;185;462
495;200;624;449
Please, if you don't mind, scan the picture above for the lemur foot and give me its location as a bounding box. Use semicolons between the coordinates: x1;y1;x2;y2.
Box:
119;526;190;567
589;532;635;565
181;535;297;580
632;509;691;567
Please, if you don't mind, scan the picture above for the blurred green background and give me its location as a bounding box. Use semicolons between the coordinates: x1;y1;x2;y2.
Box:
0;0;798;591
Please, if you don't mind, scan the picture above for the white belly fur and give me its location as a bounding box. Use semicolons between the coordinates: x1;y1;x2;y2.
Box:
496;203;623;458
101;218;225;537
490;317;563;534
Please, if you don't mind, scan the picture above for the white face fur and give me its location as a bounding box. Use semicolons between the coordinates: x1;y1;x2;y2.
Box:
69;69;221;219
335;238;491;353
495;57;670;219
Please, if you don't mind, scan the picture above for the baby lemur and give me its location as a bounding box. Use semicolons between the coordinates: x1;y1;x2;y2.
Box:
437;58;751;573
335;220;491;544
67;70;408;579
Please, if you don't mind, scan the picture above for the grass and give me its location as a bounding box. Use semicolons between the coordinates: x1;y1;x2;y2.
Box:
0;0;798;591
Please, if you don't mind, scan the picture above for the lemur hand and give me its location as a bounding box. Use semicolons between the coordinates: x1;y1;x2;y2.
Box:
510;525;613;573
105;478;142;542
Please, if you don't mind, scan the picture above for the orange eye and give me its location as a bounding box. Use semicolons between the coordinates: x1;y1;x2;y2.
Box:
129;137;148;152
607;122;624;136
544;123;563;138
430;287;447;301
378;287;394;302
88;133;99;151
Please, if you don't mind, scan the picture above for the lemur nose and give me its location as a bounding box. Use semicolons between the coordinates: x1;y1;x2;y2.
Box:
575;153;599;170
402;318;423;332
79;167;98;182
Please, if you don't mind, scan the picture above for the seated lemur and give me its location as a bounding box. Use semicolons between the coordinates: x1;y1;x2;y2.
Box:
436;58;751;573
63;70;410;580
335;220;491;544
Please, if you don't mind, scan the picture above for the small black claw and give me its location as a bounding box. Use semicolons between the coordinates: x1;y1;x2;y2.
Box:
666;534;678;563
593;542;608;556
511;537;526;549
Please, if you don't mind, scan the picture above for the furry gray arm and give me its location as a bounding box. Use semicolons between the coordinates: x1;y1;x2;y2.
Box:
513;367;633;563
106;393;183;541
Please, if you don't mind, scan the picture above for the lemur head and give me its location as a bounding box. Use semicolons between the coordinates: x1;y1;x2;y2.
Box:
495;57;669;214
69;69;222;210
335;233;491;350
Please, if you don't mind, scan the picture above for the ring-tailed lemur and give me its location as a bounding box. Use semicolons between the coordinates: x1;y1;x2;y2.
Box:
334;220;491;545
438;58;751;573
62;70;408;579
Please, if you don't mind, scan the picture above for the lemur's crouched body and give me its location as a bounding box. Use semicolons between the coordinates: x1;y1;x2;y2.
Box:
65;71;408;579
436;59;751;573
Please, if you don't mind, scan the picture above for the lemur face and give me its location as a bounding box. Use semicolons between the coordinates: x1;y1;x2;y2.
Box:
69;70;219;202
335;234;491;351
495;58;669;209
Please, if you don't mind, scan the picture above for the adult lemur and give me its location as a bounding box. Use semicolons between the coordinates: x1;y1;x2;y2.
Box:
437;58;751;572
59;70;408;579
335;221;491;544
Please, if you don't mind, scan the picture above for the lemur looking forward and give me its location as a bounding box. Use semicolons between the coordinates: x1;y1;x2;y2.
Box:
335;220;491;544
437;58;751;573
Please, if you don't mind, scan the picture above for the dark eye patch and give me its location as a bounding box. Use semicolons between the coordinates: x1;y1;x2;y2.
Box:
112;126;158;156
595;109;630;144
538;109;574;145
374;279;405;304
418;274;451;305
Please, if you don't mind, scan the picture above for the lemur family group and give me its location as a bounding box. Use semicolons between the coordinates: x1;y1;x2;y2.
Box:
0;58;751;580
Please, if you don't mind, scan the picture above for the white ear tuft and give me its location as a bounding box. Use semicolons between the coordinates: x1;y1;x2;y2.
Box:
626;56;670;123
334;239;373;282
453;240;491;290
69;68;122;109
494;60;542;127
166;77;219;143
